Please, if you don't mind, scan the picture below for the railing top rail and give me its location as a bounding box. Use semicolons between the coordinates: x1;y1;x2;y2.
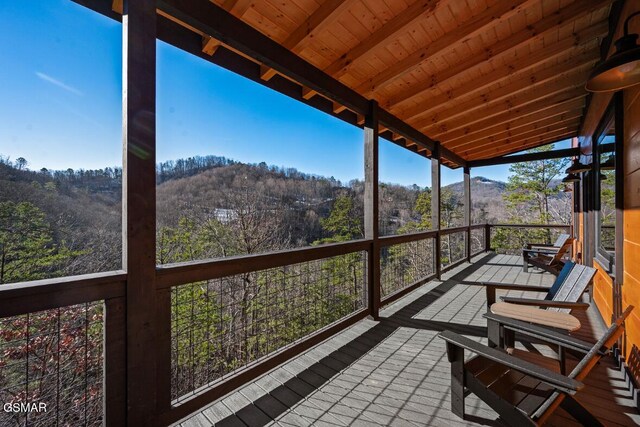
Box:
156;239;371;289
489;223;571;229
379;230;438;247
0;270;127;318
440;226;469;235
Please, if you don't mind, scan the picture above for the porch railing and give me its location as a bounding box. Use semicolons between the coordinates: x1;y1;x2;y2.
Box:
0;222;568;425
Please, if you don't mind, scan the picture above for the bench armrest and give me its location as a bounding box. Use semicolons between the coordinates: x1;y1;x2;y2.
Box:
499;297;590;310
438;330;583;394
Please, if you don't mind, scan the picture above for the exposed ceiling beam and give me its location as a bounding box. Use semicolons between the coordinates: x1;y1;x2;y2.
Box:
323;0;443;79
410;54;597;133
458;118;581;158
396;22;608;119
464;130;577;160
353;0;535;95
260;0;353;81
450;113;583;154
111;0;122;13
469;147;581;168
443;102;585;149
393;22;607;121
202;35;221;55
220;0;253;16
382;0;611;106
419;77;589;135
431;88;587;144
466;132;578;160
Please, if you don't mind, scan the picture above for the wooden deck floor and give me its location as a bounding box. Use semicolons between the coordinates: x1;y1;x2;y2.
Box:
177;253;640;426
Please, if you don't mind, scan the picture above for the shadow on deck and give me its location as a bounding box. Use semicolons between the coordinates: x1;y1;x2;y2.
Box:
177;254;640;427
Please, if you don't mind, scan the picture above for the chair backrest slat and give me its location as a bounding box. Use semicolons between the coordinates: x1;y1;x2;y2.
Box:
545;261;575;301
549;265;595;313
552;234;570;248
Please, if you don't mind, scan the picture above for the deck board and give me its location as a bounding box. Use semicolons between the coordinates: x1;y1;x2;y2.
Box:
177;254;640;427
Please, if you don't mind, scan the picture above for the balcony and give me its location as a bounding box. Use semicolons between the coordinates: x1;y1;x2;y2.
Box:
2;224;638;426
175;253;637;427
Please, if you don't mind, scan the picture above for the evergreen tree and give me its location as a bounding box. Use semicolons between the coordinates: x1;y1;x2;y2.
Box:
0;201;76;284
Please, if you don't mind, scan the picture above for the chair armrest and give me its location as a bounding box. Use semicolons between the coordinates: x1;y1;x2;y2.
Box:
438;330;583;394
499;298;590;310
522;248;558;255
483;313;604;355
460;281;552;292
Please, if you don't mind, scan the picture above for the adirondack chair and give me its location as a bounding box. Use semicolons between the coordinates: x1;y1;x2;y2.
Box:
481;262;596;348
523;235;574;274
460;261;593;311
439;306;633;426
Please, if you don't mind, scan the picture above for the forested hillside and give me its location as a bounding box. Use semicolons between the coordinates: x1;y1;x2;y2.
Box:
0;147;574;424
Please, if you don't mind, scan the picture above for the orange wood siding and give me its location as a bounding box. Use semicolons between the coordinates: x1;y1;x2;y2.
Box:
580;2;640;371
623;78;640;364
593;260;614;327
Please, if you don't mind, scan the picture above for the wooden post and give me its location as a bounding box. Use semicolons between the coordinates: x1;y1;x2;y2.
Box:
364;100;380;320
122;1;158;424
464;166;471;261
614;91;624;321
485;223;491;251
432;146;441;279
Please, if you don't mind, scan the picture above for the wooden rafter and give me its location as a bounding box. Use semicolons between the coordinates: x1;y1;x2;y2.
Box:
201;35;220;55
353;0;535;95
468;147;580;167
261;0;353;81
220;0;253;16
458;117;581;158
463;128;577;159
383;0;610;107
394;22;607;120
435;88;587;146
323;0;443;78
420;76;589;136
414;58;597;134
465;131;578;160
443;101;586;149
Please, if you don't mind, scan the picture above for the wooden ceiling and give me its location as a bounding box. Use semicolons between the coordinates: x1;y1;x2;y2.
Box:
114;0;615;166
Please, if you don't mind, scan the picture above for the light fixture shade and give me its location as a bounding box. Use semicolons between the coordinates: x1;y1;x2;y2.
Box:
586;32;640;92
601;155;615;170
562;173;580;183
562;184;573;192
566;159;591;174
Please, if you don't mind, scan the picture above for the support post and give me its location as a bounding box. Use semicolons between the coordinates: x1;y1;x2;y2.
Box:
432;147;441;279
364;100;380;320
464;166;471;261
485;223;491;251
614;91;624;322
122;1;158;424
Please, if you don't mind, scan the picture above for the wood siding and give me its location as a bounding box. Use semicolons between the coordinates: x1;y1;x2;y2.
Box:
623;78;640;365
593;259;614;326
581;1;640;381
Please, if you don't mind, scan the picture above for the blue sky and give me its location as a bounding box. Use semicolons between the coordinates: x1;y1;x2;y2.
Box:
0;1;569;187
